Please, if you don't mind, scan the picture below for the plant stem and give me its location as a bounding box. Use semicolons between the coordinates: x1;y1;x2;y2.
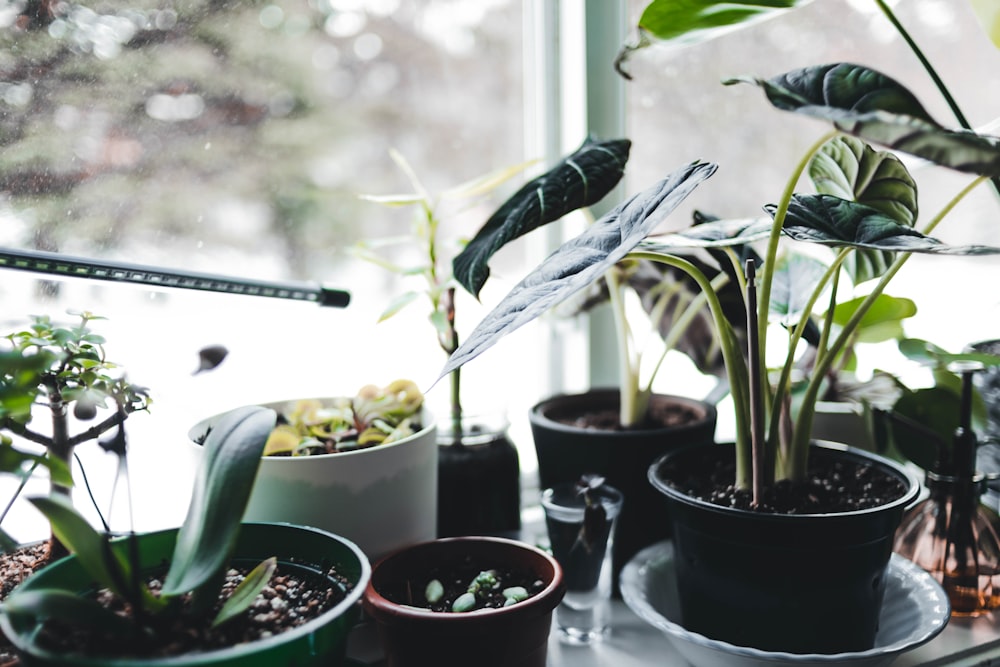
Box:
633;251;753;487
873;0;1000;200
788;175;989;475
606;266;644;426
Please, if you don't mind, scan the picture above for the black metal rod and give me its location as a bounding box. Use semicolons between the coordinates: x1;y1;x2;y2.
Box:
0;246;350;308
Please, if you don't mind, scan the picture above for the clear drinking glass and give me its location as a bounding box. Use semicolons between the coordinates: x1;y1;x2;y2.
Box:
541;480;624;645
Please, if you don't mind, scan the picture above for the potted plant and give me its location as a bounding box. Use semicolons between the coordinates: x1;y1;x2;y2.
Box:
361;535;564;667
0;404;371;666
357;137;630;536
436;52;1000;653
0;312;150;557
189;379;437;562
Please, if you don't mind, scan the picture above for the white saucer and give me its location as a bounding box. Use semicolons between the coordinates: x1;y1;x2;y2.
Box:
620;541;951;667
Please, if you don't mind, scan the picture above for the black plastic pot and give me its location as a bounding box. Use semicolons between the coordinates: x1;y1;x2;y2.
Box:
648;442;921;654
436;414;521;538
529;390;717;591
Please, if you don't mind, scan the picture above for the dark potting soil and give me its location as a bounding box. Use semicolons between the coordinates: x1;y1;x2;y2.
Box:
550;401;701;432
33;563;350;660
0;542;52;667
380;557;545;613
658;446;910;514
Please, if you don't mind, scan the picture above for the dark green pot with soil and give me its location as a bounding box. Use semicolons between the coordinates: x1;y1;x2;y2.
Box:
436;414;521;538
0;523;370;667
648;441;921;654
528;389;717;590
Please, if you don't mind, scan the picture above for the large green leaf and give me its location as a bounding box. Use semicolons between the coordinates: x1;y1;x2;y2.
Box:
729;63;1000;177
831;294;916;344
437;161;718;381
2;589;141;641
810;136;918;284
771;194;1000;255
616;0;813;77
0;442;73;487
453;137;631;298
161;405;276;597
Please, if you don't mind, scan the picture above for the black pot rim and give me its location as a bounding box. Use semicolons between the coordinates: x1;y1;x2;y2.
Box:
648;440;921;521
529;389;717;437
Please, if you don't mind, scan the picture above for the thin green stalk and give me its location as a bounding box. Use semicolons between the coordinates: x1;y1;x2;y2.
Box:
633;251;753;487
757;130;841;411
606;267;643;426
645;272;731;394
873;0;1000;200
788;175;989;476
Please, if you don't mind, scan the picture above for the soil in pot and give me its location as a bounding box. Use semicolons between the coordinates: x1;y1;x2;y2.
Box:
27;560;351;660
658;444;911;514
0;542;52;667
377;556;546;613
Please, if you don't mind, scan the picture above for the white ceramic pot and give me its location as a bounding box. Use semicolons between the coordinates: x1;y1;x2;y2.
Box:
190;401;438;561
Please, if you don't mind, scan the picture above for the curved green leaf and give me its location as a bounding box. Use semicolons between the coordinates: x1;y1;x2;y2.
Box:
212;557;277;628
0;442;72;487
161;405;276;597
831;294;916;344
2;589;141;639
452;137;631;299
771;194;1000;256
970;0;1000;48
616;0;813;77
437;161;718;382
729;63;1000;177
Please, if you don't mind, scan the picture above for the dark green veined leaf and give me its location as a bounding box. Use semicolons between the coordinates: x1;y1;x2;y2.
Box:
728;63;1000;177
831;294;916;344
2;589;142;640
768;252;828;329
770;194;1000;256
161;405;276;598
437;161;718;382
615;0;813;77
810;136;918;284
212;557;277;628
639;216;771;250
452;137;631;299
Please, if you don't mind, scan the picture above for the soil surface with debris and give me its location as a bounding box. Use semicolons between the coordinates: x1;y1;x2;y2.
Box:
380;557;545;613
548;401;702;432
656;445;911;514
26;562;350;660
0;542;52;667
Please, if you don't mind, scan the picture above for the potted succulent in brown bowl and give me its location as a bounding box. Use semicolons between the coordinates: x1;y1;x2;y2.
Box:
361;536;564;667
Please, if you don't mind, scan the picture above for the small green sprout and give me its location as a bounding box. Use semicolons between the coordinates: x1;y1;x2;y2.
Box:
425;578;444;604
502;586;528;606
452;592;476;612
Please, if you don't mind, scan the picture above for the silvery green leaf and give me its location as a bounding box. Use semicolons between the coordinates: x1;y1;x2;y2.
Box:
768;253;828;328
437;161;718;382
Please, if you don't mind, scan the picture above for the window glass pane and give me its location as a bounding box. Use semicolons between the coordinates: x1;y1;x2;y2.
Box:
623;0;1000;406
0;0;525;537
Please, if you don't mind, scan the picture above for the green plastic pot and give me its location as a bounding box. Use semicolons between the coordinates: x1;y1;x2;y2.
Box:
0;523;370;667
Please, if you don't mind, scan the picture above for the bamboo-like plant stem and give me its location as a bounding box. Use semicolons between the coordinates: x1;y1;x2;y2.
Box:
746;260;765;505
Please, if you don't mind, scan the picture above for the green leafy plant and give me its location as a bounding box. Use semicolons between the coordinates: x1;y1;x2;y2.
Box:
261;379;425;456
0;405;279;649
357;137;630;432
438;58;1000;505
0;311;149;551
